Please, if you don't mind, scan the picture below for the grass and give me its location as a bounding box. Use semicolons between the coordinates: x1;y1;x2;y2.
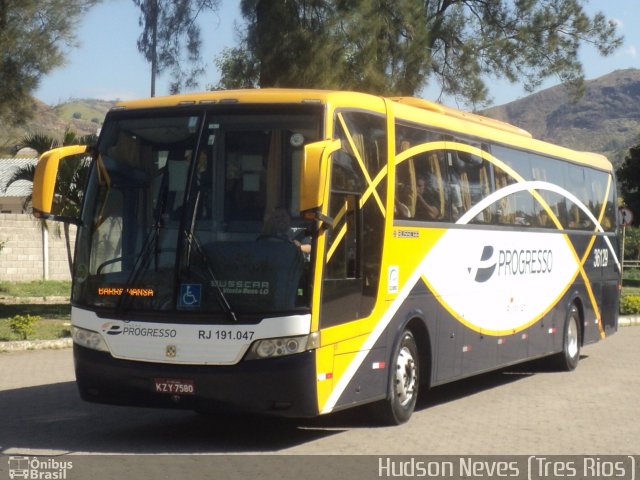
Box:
54;99;111;124
0;318;71;342
0;303;70;321
0;280;71;297
0;280;71;341
622;268;640;296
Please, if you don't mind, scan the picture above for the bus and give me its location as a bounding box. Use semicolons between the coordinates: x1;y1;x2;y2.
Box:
32;89;620;424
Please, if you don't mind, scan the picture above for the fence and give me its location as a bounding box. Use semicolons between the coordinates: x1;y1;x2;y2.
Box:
0;213;76;281
623;260;640;270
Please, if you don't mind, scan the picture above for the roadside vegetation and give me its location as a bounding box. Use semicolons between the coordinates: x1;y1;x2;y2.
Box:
621;269;640;315
0;317;70;342
0;281;71;341
0;280;71;298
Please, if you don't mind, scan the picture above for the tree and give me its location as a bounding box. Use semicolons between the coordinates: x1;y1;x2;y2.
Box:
215;0;622;106
617;140;640;227
133;0;220;96
0;0;100;126
622;227;640;261
6;129;97;274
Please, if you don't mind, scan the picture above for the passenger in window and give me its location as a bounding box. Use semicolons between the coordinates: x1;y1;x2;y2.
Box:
449;179;464;220
415;175;440;220
448;156;466;220
567;204;585;229
395;183;412;218
259;208;311;254
537;209;551;228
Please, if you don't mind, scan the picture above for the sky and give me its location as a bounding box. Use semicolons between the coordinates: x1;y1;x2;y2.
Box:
35;0;640;108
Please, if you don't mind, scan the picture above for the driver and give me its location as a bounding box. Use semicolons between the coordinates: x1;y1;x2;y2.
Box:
259;208;311;254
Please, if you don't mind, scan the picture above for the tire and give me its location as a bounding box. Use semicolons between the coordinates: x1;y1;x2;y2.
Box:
372;329;420;425
553;304;581;371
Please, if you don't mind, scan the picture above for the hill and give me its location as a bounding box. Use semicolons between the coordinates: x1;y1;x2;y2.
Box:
483;69;640;166
0;98;115;156
53;99;114;128
3;72;640;164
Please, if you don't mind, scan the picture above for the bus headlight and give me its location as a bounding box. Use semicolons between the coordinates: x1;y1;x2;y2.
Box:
246;332;319;360
72;326;110;352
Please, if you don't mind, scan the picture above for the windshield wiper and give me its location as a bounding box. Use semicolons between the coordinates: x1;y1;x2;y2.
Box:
181;191;238;322
115;178;168;314
183;227;238;323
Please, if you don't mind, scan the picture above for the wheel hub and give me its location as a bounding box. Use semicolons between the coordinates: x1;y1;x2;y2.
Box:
394;346;417;407
567;317;579;359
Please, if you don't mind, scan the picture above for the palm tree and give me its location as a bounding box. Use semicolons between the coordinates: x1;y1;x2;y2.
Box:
6;128;97;275
15;132;59;155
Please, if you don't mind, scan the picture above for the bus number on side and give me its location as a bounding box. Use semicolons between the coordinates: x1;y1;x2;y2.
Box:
593;248;609;268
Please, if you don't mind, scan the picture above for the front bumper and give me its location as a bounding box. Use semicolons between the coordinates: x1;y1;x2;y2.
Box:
74;344;319;417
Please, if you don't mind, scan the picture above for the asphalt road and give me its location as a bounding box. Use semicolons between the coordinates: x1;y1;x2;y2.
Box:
0;327;638;478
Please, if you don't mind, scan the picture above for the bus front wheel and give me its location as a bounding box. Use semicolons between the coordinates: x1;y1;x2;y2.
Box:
373;329;420;425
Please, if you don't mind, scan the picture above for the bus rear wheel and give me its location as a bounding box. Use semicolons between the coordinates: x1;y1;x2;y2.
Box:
553;304;581;371
373;329;420;425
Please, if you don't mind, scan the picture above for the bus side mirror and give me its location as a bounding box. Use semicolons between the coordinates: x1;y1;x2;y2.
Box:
32;145;91;224
300;139;341;225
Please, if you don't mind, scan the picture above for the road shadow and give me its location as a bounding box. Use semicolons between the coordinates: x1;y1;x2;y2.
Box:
0;355;587;453
0;381;341;454
292;355;586;429
416;354;589;411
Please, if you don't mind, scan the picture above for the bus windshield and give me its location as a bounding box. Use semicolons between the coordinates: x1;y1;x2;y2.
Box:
72;107;322;320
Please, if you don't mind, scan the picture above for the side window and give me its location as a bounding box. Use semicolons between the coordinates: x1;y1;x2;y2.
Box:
395;122;447;222
415;151;448;221
490;162;519;225
531;155;568;229
566;166;595;230
602;174;616;232
488;145;535;227
588;169;615;232
395;146;416;219
325;194;358;280
447;140;490;223
336;111;387;192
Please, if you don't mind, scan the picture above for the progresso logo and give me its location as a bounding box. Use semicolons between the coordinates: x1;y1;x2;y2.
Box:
468;245;554;283
101;322;123;335
100;321;177;338
468;246;497;283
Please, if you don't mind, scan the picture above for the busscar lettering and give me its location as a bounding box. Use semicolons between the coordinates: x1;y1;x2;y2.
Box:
211;280;269;295
394;229;419;238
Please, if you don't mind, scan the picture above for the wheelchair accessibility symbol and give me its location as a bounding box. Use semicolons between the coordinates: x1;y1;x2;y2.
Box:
179;284;201;308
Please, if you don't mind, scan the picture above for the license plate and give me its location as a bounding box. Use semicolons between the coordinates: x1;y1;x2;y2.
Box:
153;378;195;395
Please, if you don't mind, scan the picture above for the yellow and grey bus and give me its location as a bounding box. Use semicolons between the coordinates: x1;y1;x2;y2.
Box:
32;89;620;424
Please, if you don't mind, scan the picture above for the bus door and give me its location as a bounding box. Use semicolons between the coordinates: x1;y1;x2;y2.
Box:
315;110;388;407
319;111;387;330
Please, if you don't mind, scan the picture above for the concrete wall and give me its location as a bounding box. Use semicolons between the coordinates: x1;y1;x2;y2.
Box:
0;214;76;281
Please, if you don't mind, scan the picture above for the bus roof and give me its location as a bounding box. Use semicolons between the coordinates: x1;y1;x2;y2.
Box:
114;88;340;109
114;89;612;172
